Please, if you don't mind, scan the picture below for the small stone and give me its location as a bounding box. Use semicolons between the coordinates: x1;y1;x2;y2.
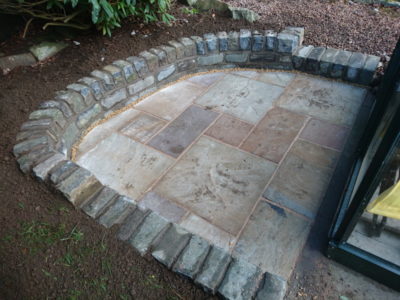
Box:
76;104;102;129
17;146;52;174
178;37;197;57
249;52;275;62
284;27;305;45
67;83;94;106
359;55;380;85
152;225;191;268
159;45;177;64
265;30;277;51
277;32;298;54
13;136;50;157
225;53;249;63
198;53;224;66
82;186;117;218
217;32;228;52
112;60;138;83
177;59;197;72
103;64;125;86
32;152;66;181
330;50;352;79
239;29;251;50
167;40;185;60
128;76;155;95
139;51;159;71
319;48;339;76
228;31;240;51
191;36;206;55
346;52;366;82
90;70;115;91
101;88;127;108
229;7;260;22
149;48;168;66
306;47;326;74
39;100;73;119
49;160;78;184
203;33;218;53
252;31;264;52
98;196;136;228
62;123;79;151
29;108;66;127
255;272;287;300
0;53;36;74
126;56;149;77
118;208;149;240
157;65;176;81
292;45;314;70
29;41;68;61
78;77;103;99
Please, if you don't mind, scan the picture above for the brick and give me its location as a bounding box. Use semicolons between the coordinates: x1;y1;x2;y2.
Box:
32;152;66;181
191;36;206;55
306;47;325;74
76;104;102;129
292;45;314;70
255;272;287;300
346;52;366;82
225;52;249;63
112;60;138;83
178;37;196;57
265;30;277;51
38;100;73;118
228;31;240;51
127;76;155;95
98;195;136;228
330;50;352;79
198;54;224;66
29;108;66;127
217;32;228;52
252;31;264;51
82;186;117;218
203;33;218;53
157;64;176;81
67;83;94;106
359;54;380;85
101;88;127;108
319;48;339;75
167;40;185;60
126;56;149;77
118;207;149;240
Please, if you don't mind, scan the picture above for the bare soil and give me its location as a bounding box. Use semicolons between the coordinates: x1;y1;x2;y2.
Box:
0;1;399;299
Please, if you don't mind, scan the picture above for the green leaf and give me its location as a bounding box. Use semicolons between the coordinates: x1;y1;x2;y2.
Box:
88;0;101;23
100;0;114;18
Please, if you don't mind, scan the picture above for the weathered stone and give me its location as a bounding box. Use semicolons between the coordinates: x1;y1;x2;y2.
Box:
128;212;169;255
191;36;206;55
167;40;185;60
198;53;224;65
217;32;228;52
177;59;197;72
346;52;367;82
56;167;102;206
239;29;251;50
195;246;231;294
126;56;149;77
249;52;275;62
306;47;326;74
178;37;196;57
67;83;94;105
157;64;176;81
330;50;352;79
90;70;115;90
78;77;103;99
101;88;127;108
29;41;68;61
152;225;191;268
284;26;305;45
319;48;339;75
292;45;314;70
112;60;138;83
0;53;36;74
76;104;102;129
103;64;125;87
39;100;73;119
255;272;287;300
189;0;229;11
225;52;249;63
62;122;79;151
16;129;56;144
128;76;155;95
17;146;52;174
139;51;159;72
228;31;240;51
159;45;177;64
29;108;66;127
173;235;210;278
82;186;117;218
149;48;168;66
118;207;149;240
14;136;50;157
218;259;262;300
359;54;380;85
203;33;218;53
265;30;277;51
32;152;66;181
20;119;57;135
252;31;264;51
277;32;298;54
49;160;78;184
229;7;260;22
98;196;136;228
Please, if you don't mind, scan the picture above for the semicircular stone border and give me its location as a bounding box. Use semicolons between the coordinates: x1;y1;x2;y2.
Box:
13;27;380;299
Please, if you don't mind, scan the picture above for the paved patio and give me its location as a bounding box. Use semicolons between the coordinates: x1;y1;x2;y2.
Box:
74;70;367;280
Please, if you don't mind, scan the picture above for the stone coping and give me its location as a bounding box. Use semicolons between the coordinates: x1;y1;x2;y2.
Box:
13;27;381;299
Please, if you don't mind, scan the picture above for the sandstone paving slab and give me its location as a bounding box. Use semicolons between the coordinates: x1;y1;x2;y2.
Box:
180;214;235;251
276;75;366;126
76;133;174;201
75;108;140;159
230;70;260;79
205;114;253;147
195;74;284;124
300;118;349;151
263;139;339;219
120;112;166;143
233;201;311;279
241;107;307;163
187;72;226;87
256;71;296;87
135;80;206;121
148;105;219;157
154;136;277;235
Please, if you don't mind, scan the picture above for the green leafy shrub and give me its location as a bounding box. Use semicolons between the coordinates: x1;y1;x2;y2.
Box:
0;0;174;36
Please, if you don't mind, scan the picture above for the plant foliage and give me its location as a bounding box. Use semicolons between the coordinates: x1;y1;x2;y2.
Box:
0;0;174;36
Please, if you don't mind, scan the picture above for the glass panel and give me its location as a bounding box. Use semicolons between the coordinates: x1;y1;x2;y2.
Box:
347;143;400;266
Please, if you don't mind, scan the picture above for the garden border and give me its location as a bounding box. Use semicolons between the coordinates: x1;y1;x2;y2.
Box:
12;27;381;299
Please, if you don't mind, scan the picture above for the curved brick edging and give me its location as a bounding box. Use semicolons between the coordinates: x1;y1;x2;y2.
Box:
13;27;380;299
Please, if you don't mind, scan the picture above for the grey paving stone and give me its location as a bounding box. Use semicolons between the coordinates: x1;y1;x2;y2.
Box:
38;100;73;119
177;58;197;72
195;246;232;294
56;167;102;206
29;108;66;128
346;52;366;82
203;33;218;53
139;51;159;72
62;122;79;151
249;52;275;62
103;64;125;87
178;37;196;57
148;105;218;157
167;40;185;60
330;50;352;79
255;272;287;300
17;146;52;173
265;30;277;51
49;160;78;184
359;54;380;85
277;32;298;53
319;48;339;76
76;104;102;129
78;77;103;99
149;48;168;66
90;70;115;91
118;207;150;241
251;31;264;51
159;45;176;64
198;53;224;65
128;212;169;255
13;136;50;157
218;259;262;300
152;224;191;268
157;64;176;81
82;186;117;218
32;152;66;181
239;29;251;50
126;56;149;77
217;32;228;52
127;76;154;95
191;36;206;55
98;195;136;228
228;31;240;51
225;52;249;63
112;60;138;83
292;45;314;70
67;83;94;106
29;41;67;61
173;235;210;278
306;47;325;74
55;90;86;113
138;191;187;223
0;53;36;73
101;88;127;108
